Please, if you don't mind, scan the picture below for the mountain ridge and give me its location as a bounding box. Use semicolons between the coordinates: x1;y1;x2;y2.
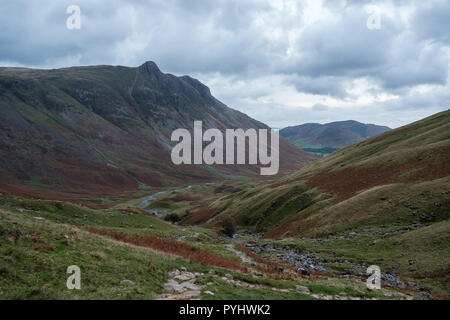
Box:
280;119;391;157
0;61;316;206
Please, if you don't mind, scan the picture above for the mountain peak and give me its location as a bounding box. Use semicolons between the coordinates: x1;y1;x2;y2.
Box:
140;61;161;74
180;75;212;98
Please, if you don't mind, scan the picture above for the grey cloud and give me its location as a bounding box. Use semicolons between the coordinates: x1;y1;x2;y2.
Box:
0;0;449;128
2;0;447;90
412;0;450;45
285;75;348;98
288;7;396;78
312;104;329;112
0;0;133;66
381;39;448;89
284;4;448;91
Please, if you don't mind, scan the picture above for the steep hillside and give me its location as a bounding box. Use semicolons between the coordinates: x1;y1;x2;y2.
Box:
192;110;450;293
280;120;390;157
0;62;315;206
213;110;449;236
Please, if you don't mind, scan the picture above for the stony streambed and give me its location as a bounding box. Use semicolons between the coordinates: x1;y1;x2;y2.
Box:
231;233;420;290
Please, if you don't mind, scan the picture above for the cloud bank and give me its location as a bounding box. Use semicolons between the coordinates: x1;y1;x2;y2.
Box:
1;0;449;128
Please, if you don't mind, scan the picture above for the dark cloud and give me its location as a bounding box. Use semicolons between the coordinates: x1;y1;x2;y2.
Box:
0;0;449;128
287;7;395;78
286;75;348;98
412;0;450;45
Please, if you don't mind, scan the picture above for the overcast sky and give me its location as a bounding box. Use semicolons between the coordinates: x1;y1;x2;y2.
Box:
1;0;449;128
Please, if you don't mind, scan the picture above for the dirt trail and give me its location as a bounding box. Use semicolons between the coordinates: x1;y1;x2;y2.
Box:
131;186;423;300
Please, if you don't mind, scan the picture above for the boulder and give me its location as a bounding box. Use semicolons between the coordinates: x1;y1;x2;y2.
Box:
120;280;136;286
296;285;310;293
174;272;195;281
297;268;310;277
413;292;432;300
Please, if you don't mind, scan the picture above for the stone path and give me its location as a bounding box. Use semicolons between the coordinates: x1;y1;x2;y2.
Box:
224;243;254;264
157;268;206;300
155;265;409;300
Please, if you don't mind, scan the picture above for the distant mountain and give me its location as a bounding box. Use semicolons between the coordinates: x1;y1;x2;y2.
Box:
280;120;391;157
0;61;316;206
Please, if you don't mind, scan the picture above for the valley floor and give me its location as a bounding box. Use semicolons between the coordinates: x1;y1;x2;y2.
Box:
0;185;445;300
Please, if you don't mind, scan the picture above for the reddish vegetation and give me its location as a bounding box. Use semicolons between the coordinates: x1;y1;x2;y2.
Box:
0;182;138;209
264;215;321;239
264;148;450;238
0;181;207;211
85;228;248;273
307;151;450;201
180;208;218;226
85;228;298;278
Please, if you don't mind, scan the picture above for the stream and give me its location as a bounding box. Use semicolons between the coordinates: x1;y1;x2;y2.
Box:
137;185;193;217
136;185;418;290
231;233;416;289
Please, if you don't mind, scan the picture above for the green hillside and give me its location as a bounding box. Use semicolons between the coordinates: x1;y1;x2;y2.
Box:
1;193;408;300
1;110;448;299
213;110;450;236
188;110;450;294
280;120;391;157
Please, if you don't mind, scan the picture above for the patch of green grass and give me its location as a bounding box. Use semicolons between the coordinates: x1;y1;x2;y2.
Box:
275;219;450;296
197;276;312;300
0;208;190;299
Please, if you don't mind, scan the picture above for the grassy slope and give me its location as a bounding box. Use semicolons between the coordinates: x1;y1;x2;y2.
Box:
112;177;449;295
194;110;450;294
1;109;448;298
91;110;449;295
211;110;450;235
0;208;172;299
1;196;404;300
271;219;450;295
